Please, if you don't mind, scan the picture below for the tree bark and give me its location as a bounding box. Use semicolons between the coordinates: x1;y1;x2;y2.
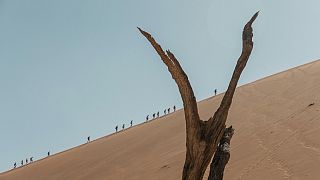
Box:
138;11;258;180
208;126;234;180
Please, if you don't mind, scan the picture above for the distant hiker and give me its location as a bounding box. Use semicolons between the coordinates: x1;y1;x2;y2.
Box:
130;120;133;127
168;108;171;114
308;103;315;107
87;136;90;142
214;89;217;96
21;160;23;166
115;125;118;132
164;109;167;115
157;111;159;118
48;151;50;156
153;113;155;119
26;158;28;164
173;105;176;112
122;124;125;130
146;115;149;121
14;162;17;168
30;157;33;162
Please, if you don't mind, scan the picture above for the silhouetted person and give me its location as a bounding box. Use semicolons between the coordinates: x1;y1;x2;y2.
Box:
48;151;50;157
30;157;33;163
153;113;155;119
26;158;28;164
14;162;17;168
21;160;23;166
164;109;167;115
122;124;125;130
168;108;171;113
115;125;118;132
146;115;149;121
173;105;176;112
214;89;217;96
87;136;90;142
157;111;159;118
130;120;133;127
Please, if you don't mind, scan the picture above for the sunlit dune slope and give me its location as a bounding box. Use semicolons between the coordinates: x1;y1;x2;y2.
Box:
1;60;320;180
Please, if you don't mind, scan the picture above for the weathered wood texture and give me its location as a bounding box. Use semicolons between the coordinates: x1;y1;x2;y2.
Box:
208;126;234;180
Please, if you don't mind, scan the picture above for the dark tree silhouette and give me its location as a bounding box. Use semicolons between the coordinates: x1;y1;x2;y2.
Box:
208;126;234;180
138;12;258;180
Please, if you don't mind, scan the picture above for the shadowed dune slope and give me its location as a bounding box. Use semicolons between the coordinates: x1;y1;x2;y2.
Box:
2;60;320;180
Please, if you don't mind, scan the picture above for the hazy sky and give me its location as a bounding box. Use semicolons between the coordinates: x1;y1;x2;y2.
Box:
1;0;319;172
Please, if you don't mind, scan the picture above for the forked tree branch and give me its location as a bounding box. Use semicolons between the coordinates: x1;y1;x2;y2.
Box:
138;11;258;180
138;28;201;132
219;11;258;111
206;12;259;135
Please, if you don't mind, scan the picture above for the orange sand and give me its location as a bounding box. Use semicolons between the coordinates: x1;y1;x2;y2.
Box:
1;60;320;180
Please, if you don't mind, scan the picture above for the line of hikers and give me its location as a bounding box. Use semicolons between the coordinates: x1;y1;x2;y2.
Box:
13;134;96;169
114;120;134;132
114;105;177;132
13;151;51;169
143;90;217;125
145;105;176;122
11;104;181;169
12;131;116;169
13;157;33;168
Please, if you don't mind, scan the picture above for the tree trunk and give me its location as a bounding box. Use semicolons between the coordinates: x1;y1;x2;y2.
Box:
138;11;258;180
208;126;234;180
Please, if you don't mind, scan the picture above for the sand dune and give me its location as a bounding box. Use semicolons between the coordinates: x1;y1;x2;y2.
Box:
1;60;320;180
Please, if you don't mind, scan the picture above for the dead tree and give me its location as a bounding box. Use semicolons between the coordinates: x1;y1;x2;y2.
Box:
138;12;258;180
208;126;234;180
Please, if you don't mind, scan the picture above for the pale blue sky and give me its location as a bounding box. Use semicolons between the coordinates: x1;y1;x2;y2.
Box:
0;0;319;172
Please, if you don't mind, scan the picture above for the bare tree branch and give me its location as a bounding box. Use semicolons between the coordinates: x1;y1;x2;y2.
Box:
138;27;201;132
207;12;259;133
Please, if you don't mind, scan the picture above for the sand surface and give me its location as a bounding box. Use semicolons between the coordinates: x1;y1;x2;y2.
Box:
1;60;320;180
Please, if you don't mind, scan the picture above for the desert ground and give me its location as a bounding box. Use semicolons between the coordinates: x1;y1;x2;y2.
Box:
1;60;320;180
